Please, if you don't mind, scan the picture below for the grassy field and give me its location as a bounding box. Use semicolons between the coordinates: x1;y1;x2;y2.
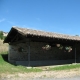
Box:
50;64;80;71
0;39;80;74
0;39;8;52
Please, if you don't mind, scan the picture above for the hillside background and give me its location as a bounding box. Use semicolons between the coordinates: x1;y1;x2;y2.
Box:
0;31;8;52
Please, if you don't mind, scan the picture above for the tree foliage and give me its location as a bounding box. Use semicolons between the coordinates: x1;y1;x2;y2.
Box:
0;31;4;40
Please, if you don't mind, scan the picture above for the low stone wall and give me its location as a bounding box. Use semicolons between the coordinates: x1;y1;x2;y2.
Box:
16;60;77;66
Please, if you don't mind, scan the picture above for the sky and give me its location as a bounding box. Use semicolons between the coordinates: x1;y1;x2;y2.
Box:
0;0;80;35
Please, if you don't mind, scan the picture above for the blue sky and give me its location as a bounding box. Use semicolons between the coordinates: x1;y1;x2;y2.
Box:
0;0;80;35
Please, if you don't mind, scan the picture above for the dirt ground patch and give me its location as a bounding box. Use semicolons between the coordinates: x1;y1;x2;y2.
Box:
1;68;80;79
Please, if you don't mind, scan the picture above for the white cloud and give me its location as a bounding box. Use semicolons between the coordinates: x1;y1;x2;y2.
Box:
0;18;6;22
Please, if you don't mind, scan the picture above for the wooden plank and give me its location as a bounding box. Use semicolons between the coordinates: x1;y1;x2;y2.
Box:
9;39;30;45
28;39;30;66
10;33;19;43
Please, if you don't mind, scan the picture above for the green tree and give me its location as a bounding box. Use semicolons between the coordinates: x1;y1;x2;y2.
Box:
0;31;3;40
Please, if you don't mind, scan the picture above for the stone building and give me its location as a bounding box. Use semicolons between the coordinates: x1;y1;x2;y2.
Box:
3;26;80;66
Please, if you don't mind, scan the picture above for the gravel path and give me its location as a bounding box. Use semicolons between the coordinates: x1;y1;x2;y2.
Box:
1;76;80;80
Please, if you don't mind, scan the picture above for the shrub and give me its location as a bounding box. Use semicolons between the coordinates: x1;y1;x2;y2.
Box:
0;31;3;40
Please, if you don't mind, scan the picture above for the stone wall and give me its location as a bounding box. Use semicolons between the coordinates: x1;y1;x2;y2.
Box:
8;41;76;65
16;60;76;66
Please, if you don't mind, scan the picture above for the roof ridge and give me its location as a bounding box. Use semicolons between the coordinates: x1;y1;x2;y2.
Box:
12;26;77;37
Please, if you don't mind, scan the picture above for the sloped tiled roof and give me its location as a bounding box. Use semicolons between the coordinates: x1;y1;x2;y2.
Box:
13;27;80;41
4;26;80;43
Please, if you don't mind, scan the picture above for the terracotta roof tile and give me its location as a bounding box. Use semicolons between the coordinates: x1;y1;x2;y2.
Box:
13;26;80;41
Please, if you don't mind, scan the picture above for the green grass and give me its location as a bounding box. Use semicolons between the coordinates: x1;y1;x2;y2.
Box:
0;52;42;74
1;51;80;74
50;64;80;71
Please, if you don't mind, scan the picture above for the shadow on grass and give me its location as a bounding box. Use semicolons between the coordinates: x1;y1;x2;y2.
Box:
1;54;17;66
1;54;8;62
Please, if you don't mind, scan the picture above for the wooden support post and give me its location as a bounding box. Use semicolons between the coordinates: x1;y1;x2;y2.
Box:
75;47;76;63
28;39;30;66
